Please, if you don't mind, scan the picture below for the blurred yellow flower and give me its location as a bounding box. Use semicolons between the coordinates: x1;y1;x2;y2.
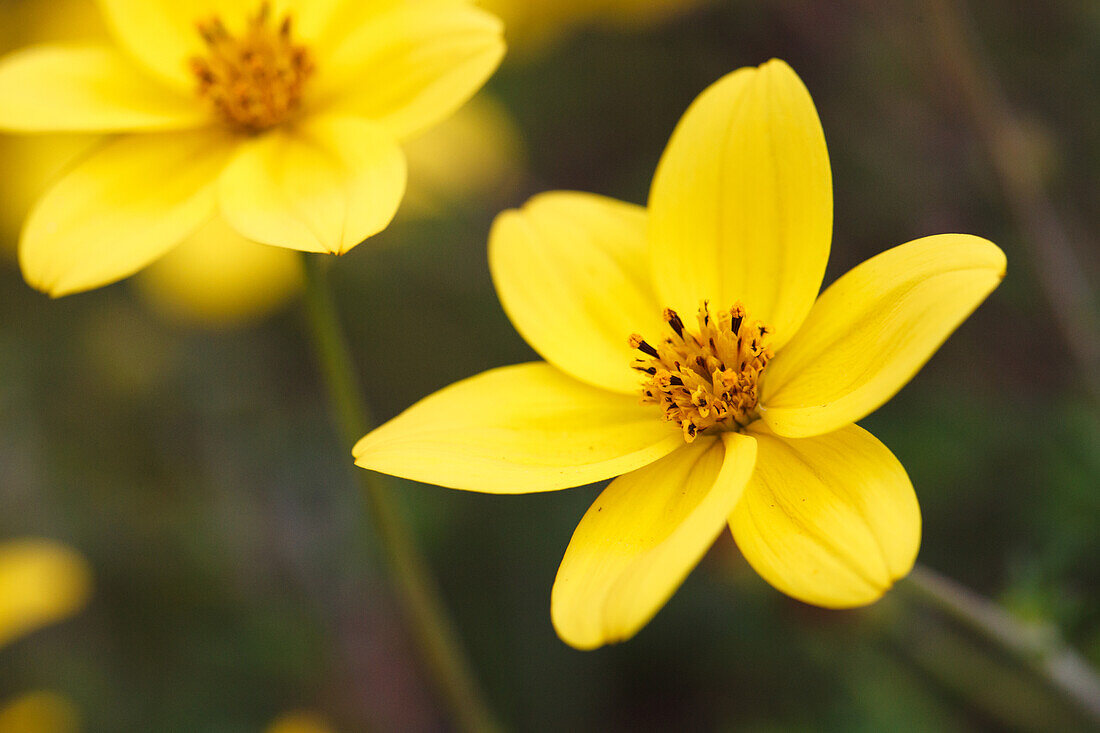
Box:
0;0;505;296
134;217;302;326
354;60;1006;649
0;1;522;327
265;711;335;733
0;691;79;733
0;538;91;649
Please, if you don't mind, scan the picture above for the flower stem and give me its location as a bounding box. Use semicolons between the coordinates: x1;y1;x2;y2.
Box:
300;253;501;733
901;563;1100;724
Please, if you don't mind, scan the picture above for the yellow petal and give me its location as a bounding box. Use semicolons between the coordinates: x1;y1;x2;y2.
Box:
0;135;97;255
490;192;665;394
760;235;1006;438
0;45;207;132
134;217;302;326
218;115;406;254
353;363;683;494
552;431;756;650
0;692;79;733
20;128;235;296
0;539;91;649
730;424;920;608
96;0;280;89
316;2;505;140
648;59;832;349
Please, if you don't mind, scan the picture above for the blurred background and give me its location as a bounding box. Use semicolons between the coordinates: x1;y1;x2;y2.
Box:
1;0;1098;730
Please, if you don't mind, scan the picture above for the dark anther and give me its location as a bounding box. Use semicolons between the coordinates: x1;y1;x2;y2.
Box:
630;334;659;357
731;315;743;335
669;376;684;386
664;309;685;337
634;365;657;375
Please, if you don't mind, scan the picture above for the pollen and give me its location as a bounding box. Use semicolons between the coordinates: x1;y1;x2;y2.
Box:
630;302;773;442
190;2;314;133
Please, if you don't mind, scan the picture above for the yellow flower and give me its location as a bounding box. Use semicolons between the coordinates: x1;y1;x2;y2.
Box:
0;539;91;649
353;60;1006;650
0;0;505;296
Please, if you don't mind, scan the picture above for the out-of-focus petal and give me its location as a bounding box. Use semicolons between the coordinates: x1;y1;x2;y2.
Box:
0;691;79;733
316;1;505;140
265;711;336;733
97;0;262;88
135;217;301;326
400;95;524;217
20;128;235;296
0;539;91;648
0;45;207;132
218;115;406;254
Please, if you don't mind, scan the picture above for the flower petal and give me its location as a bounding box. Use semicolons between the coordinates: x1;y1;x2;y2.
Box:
648;59;832;349
96;0;262;88
315;1;505;140
134;217;302;326
0;45;207;132
218;115;406;254
353;363;683;494
20;129;235;296
490;192;665;394
759;235;1006;438
730;424;920;608
0;539;91;649
552;431;756;650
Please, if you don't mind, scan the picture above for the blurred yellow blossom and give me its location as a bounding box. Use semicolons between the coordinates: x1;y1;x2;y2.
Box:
353;60;1006;649
0;0;505;296
134;217;302;326
0;540;89;732
0;538;91;649
265;711;335;733
0;692;79;733
400;95;524;218
0;0;521;327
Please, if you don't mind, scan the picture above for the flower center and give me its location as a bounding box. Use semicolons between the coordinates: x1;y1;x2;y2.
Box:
630;302;773;442
190;2;314;133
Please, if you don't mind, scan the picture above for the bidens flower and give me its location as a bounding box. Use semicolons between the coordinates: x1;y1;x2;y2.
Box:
353;60;1006;649
0;0;505;296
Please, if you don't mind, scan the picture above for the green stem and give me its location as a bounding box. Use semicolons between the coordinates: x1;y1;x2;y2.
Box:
901;563;1100;724
300;252;502;733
